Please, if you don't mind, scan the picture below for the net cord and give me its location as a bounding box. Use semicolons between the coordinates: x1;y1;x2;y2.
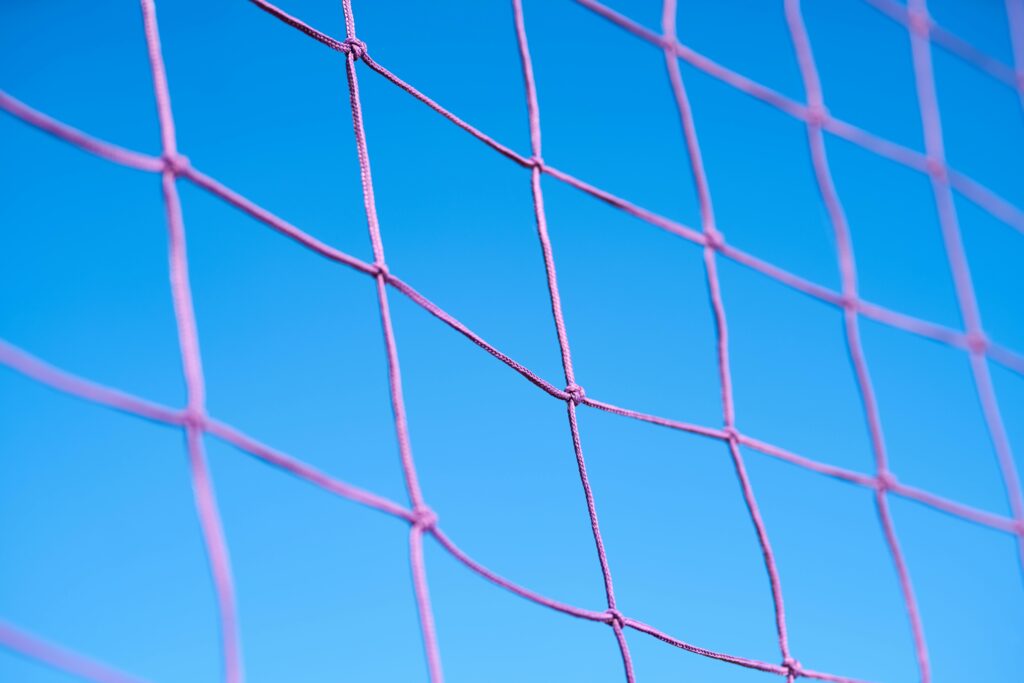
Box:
1;0;1022;681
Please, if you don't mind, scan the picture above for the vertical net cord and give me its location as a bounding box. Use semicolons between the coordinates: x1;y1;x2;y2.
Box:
906;0;1024;573
510;2;635;680
660;2;796;679
337;2;444;681
139;2;243;682
784;2;932;681
4;2;1022;680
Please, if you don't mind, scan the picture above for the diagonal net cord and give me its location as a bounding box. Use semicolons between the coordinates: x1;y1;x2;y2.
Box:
0;325;1005;683
905;0;1024;575
336;1;444;680
1010;0;1024;113
1;1;1022;681
140;1;244;681
239;0;1024;377
0;621;150;683
784;1;931;680
249;0;1024;307
861;0;1024;98
7;65;1024;381
510;1;635;679
0;44;1011;683
573;0;1024;237
659;1;800;680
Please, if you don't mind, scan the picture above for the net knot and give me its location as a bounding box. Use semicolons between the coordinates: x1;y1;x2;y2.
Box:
373;261;390;280
805;104;829;129
564;382;586;406
412;505;438;532
965;332;988;355
604;608;626;629
782;657;802;677
182;409;205;431
875;470;898;493
703;227;725;251
162;152;191;176
530;155;545;172
722;425;739;443
342;37;367;60
839;292;859;311
907;9;932;36
925;156;947;182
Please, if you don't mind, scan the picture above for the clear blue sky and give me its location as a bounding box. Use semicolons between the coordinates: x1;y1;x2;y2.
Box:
1;0;1023;682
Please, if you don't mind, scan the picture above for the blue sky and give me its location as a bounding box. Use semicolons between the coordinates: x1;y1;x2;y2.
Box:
1;0;1023;681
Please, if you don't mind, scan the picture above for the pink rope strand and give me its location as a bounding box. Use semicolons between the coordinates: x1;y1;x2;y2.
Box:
5;331;1012;545
336;2;443;679
784;2;931;680
0;622;150;683
0;334;878;682
574;0;1024;236
0;339;184;426
6;82;1023;383
906;0;1024;574
661;2;796;677
0;327;999;683
1009;0;1024;114
0;338;416;523
0;91;163;172
862;0;1023;93
139;3;243;681
0;333;997;683
4;67;1021;543
243;1;1024;376
186;148;1024;387
3;0;1021;678
510;2;634;678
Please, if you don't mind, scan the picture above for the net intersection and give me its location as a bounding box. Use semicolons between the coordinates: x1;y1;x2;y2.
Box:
0;340;878;683
575;0;1024;235
1;0;1023;682
784;1;930;678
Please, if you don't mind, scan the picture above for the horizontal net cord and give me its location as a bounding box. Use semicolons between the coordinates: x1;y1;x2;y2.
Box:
4;86;1023;384
240;1;1024;371
906;0;1024;576
0;563;873;683
573;0;1024;236
4;335;1016;542
4;1;1020;678
0;339;415;523
2;77;1020;545
13;87;1023;413
863;0;1024;92
0;339;886;682
243;0;1019;581
0;621;150;683
0;92;163;172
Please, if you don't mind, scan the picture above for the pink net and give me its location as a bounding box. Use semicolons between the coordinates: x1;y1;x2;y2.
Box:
1;1;1022;682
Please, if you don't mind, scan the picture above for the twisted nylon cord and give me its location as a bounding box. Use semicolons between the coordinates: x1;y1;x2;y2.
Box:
2;1;1022;682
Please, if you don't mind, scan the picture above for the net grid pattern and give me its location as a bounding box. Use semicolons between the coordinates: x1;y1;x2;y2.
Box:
0;0;1022;682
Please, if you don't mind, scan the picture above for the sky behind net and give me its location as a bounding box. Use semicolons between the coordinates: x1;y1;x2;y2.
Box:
1;0;1023;681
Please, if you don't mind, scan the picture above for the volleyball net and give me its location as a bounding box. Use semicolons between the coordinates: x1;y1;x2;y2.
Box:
1;0;1023;682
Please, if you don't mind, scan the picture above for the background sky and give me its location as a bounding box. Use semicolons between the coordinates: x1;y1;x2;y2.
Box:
1;0;1023;682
